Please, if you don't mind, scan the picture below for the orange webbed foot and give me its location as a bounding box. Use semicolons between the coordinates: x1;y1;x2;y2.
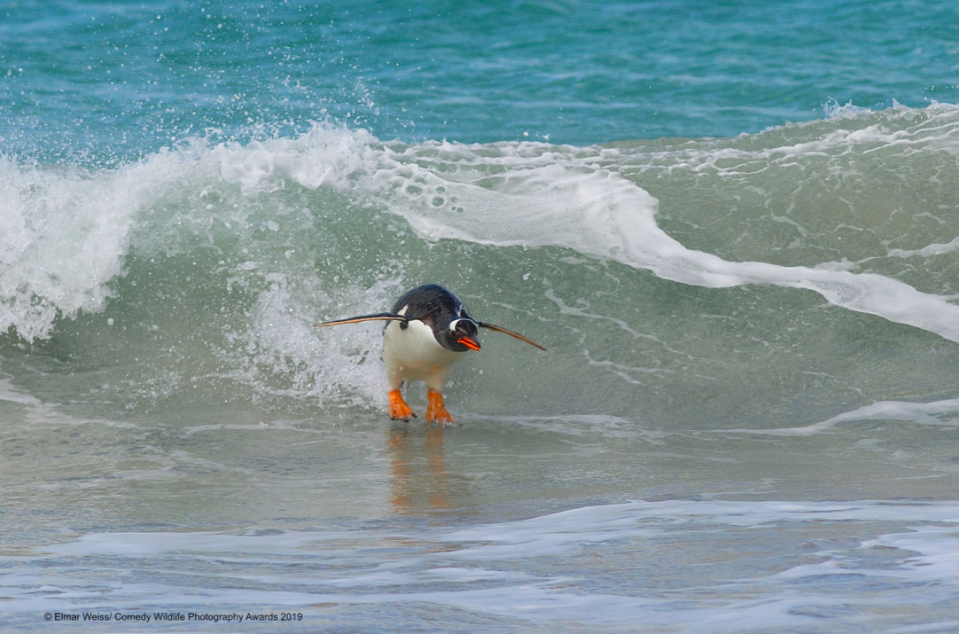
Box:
426;389;455;425
388;389;416;420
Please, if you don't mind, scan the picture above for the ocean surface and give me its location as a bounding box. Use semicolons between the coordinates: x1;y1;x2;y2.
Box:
4;1;959;632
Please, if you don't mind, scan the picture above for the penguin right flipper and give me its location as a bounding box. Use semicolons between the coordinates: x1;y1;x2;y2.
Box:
315;312;409;328
478;322;547;351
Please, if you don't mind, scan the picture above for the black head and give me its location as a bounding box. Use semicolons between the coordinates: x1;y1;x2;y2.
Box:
391;284;483;353
438;316;481;352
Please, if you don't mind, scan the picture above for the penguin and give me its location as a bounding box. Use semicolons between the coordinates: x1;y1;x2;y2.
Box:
315;284;545;424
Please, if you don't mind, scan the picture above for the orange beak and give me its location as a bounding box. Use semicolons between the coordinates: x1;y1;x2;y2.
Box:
457;337;481;351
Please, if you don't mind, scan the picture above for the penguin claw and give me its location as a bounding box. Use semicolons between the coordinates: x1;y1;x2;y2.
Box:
426;390;455;425
388;390;416;420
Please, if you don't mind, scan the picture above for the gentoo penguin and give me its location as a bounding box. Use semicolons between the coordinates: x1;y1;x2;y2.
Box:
315;284;545;424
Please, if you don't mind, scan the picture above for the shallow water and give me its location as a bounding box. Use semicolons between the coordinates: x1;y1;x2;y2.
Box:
4;1;959;632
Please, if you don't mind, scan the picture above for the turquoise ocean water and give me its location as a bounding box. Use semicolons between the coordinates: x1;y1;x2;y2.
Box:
5;1;959;632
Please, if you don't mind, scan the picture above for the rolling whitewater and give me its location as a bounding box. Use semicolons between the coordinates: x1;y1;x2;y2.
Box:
4;1;959;632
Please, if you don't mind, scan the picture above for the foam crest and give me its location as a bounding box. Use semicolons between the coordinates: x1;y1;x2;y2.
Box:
348;141;959;344
159;113;959;344
8;106;959;351
175;115;959;345
589;102;959;185
0;150;201;341
0;124;384;343
210;124;380;195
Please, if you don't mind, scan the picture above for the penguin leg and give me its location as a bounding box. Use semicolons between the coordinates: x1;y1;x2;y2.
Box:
423;367;454;425
388;389;416;421
425;389;454;425
385;349;416;420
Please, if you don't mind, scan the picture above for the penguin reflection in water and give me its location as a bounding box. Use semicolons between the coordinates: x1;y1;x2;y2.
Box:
315;284;546;424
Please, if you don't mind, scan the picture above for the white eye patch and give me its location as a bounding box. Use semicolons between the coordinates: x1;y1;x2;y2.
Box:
449;318;477;333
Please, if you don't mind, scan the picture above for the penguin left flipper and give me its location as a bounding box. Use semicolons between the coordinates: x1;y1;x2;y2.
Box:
478;322;547;351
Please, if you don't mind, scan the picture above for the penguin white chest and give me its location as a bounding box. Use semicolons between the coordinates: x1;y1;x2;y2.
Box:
383;319;464;388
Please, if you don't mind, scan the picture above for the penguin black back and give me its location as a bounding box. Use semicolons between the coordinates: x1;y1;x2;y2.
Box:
392;284;471;328
392;284;479;352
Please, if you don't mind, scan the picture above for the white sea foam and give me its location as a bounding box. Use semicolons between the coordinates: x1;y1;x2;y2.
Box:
0;375;42;407
0;160;124;340
0;372;133;429
0;149;202;341
721;398;959;436
238;274;401;406
888;235;959;258
863;524;959;582
229;114;959;345
351;144;959;345
443;499;959;545
6;106;959;349
5;499;959;631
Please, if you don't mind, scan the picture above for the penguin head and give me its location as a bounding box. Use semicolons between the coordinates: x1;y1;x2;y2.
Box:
438;317;481;352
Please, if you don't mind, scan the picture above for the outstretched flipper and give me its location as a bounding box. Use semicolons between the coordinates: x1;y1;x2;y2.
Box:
478;322;546;351
315;312;408;328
